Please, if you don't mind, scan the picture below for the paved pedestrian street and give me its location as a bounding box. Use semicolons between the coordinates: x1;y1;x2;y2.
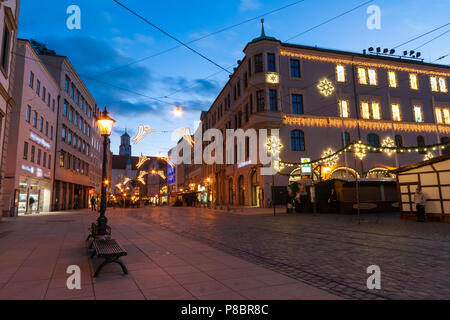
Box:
126;207;450;300
0;209;339;300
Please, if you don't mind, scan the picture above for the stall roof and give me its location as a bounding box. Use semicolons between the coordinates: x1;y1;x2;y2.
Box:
392;154;450;173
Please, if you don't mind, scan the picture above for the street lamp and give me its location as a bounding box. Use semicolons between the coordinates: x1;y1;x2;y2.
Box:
96;107;115;235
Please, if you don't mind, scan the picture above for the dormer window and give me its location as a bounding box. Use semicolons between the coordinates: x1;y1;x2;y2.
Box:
254;54;263;73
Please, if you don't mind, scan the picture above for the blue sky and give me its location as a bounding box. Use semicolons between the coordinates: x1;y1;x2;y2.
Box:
18;0;450;156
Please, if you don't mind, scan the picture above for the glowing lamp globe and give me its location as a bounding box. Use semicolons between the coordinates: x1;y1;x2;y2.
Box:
97;108;115;136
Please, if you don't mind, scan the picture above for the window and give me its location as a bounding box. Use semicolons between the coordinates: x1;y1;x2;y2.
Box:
247;58;251;76
32;111;37;127
68;131;72;144
388;71;397;88
336;65;345;82
341;132;350;147
361;102;370;119
45;121;48;136
368;68;377;85
26;105;31;122
435;108;443;123
61;126;66;141
50;126;53;140
29;72;34;88
69;108;73;122
39;117;43;132
441;137;450;155
339;100;349;118
395;135;403;148
1;25;11;71
23;142;28;160
63;102;68;117
254;54;263;73
36;80;40;95
291;130;305;151
52;99;55;112
31;146;35;162
357;67;367;84
256;90;265;112
441;108;450;124
65;77;70;92
417;136;426;154
269;89;277;111
361;101;381;120
391;104;401;121
431;76;448;93
74;112;78;126
367;133;380;151
43;152;47;168
413;105;423;122
290;59;301;78
267;53;275;72
292;94;303;114
59;151;65;168
42;87;46;101
48;155;51;169
70;86;74;99
409;74;419;90
244;72;248;88
47;93;50;107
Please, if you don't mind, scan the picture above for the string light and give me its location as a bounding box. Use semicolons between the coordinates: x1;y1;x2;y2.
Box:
381;137;396;156
353;142;367;160
321;148;339;166
132;125;155;144
279;50;450;77
137;171;148;184
136;155;150;169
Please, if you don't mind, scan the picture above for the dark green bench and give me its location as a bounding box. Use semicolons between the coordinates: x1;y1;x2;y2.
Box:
90;239;128;277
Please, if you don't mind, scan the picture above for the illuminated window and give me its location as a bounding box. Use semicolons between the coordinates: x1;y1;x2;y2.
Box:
413;105;423;123
391;104;401;121
388;71;397;88
371;102;381;120
409;74;419;90
368;69;377;85
339;100;349;118
430;76;439;92
439;77;448;92
435;108;443;123
336;65;345;82
358;67;367;84
361;102;370;119
444;109;450;124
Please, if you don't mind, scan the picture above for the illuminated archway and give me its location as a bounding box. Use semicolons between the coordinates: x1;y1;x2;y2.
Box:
366;167;396;179
330;167;360;179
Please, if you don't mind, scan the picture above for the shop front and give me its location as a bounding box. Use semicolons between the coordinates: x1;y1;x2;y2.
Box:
16;170;52;215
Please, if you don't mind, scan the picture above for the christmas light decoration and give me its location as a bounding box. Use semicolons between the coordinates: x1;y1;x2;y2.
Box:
354;142;367;160
123;177;131;186
136;155;150;169
137;171;148;185
266;72;280;84
321;148;339;167
317;78;335;97
381;137;396;156
132;125;155;144
279;50;450;77
423;152;434;161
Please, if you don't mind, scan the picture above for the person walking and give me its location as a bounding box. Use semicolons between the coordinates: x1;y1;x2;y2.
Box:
90;196;97;211
414;187;426;222
328;188;338;213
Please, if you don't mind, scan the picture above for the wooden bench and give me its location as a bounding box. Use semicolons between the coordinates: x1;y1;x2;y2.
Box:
90;239;128;277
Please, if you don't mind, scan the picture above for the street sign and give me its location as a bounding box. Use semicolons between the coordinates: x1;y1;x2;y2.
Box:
301;158;311;174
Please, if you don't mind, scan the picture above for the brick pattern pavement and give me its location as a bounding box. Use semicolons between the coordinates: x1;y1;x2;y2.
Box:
125;207;450;300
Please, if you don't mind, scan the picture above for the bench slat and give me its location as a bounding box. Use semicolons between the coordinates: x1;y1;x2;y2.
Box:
93;239;127;256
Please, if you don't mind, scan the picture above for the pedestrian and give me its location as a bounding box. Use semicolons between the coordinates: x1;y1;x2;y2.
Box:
28;197;35;214
90;196;96;211
328;188;338;213
414;187;426;222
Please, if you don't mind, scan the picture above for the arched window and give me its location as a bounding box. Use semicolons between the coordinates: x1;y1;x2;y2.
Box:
417;136;426;154
291;130;305;151
341;132;351;148
441;137;450;155
367;133;380;152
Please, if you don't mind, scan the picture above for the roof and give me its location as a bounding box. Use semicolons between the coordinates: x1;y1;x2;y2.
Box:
393;154;450;173
121;131;130;137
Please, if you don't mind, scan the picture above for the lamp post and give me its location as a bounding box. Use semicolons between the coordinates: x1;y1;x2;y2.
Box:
96;107;115;235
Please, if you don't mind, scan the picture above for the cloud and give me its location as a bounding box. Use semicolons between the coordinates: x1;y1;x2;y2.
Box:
161;76;222;96
239;0;261;11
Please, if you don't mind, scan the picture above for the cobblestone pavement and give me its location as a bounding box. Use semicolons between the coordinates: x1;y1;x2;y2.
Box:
126;207;450;300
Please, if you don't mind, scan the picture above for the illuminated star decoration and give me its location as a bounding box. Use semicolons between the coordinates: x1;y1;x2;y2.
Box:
266;136;283;156
381;137;396;156
136;155;150;169
317;78;335;97
321;148;339;167
423;152;434;161
353;142;367;160
137;171;148;185
132;125;156;144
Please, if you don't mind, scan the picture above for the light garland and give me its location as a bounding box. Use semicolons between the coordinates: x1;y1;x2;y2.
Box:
279;50;450;77
137;171;148;185
136;155;150;169
321;148;339;166
132;125;155;144
283;114;450;134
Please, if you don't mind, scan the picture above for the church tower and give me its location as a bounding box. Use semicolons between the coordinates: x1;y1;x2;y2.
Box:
119;130;131;156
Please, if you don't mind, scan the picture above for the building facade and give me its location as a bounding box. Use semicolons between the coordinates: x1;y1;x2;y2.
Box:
3;39;58;215
40;54;103;210
195;25;450;208
0;0;20;217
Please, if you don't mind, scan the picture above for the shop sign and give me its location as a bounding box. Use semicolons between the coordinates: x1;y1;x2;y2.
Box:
21;164;34;174
30;132;51;150
301;158;312;174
